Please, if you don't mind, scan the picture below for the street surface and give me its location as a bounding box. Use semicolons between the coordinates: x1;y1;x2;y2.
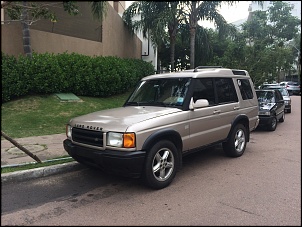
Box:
1;96;301;226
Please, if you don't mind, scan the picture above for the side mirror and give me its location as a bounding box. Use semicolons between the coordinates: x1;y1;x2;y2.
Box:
189;97;209;110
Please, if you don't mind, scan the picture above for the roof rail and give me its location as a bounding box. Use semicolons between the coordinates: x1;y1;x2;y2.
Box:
193;66;223;72
232;69;246;76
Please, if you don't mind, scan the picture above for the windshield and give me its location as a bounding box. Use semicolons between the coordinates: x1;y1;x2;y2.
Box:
125;78;191;107
256;91;275;103
266;87;289;96
279;89;289;96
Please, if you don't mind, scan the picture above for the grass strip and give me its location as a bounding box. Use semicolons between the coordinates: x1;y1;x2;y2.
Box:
1;156;75;174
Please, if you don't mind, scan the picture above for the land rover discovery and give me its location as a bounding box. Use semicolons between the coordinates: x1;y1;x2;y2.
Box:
63;66;259;189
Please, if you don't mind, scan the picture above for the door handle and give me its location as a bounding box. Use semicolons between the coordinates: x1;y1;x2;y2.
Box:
213;110;221;114
233;106;239;110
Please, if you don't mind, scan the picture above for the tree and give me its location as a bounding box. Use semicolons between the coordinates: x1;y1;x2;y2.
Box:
180;1;234;69
21;1;32;58
180;1;265;69
242;1;300;83
123;1;184;72
1;1;108;58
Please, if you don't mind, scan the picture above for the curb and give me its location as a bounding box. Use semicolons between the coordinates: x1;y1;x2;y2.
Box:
1;161;85;183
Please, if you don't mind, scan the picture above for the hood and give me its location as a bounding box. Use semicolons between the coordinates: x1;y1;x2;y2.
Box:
258;102;275;110
69;106;182;132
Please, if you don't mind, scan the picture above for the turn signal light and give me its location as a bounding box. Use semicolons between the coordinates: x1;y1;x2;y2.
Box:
123;133;135;148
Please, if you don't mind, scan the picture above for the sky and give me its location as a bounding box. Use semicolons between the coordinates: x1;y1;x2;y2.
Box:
125;1;252;28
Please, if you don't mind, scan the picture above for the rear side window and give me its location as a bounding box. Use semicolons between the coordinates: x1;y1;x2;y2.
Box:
238;79;254;100
275;90;283;101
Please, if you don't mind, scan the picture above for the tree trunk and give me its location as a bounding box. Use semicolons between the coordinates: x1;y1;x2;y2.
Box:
1;131;42;163
170;35;176;72
189;27;196;69
21;1;32;58
189;2;197;69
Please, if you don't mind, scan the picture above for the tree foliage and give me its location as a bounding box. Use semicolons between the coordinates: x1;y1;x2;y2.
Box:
241;1;300;84
123;1;184;72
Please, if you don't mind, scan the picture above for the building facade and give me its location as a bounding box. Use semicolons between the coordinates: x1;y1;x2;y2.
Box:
1;1;143;63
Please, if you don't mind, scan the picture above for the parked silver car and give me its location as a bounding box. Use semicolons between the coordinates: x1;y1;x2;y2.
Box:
64;66;259;189
279;81;301;96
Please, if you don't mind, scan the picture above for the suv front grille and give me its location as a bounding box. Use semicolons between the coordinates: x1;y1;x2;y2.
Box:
72;127;103;147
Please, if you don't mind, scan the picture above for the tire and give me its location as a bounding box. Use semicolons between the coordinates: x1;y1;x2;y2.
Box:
279;111;285;122
267;116;277;131
288;108;291;113
143;140;178;189
222;124;247;157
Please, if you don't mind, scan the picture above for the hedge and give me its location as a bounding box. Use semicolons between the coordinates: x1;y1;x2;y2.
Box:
2;52;155;102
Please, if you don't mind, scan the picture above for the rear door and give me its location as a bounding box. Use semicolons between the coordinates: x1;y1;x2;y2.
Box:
188;77;239;149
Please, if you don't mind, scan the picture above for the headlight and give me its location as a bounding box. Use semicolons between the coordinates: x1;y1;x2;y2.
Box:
107;132;136;148
259;111;271;116
66;124;72;138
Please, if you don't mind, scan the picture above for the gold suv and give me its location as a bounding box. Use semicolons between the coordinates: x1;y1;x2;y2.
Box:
64;66;259;189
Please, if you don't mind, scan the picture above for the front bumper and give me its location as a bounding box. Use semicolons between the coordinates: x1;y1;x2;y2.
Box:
63;139;146;178
258;115;274;126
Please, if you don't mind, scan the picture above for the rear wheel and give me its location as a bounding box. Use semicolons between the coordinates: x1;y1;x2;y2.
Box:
223;124;247;157
143;140;178;189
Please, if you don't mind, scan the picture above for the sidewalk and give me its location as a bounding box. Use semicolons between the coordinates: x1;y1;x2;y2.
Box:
1;133;86;183
1;133;68;166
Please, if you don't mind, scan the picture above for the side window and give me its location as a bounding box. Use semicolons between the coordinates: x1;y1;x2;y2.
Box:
275;90;282;101
193;78;215;105
215;78;238;104
238;79;254;100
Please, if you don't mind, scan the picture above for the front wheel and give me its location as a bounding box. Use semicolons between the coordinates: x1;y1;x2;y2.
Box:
223;124;247;157
267;116;277;131
143;140;179;190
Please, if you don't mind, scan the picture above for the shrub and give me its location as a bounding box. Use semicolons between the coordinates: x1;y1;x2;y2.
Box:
1;52;155;102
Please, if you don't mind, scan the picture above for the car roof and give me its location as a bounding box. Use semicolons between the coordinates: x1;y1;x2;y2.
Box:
265;86;285;89
256;89;275;92
262;83;279;85
280;81;299;85
142;67;250;80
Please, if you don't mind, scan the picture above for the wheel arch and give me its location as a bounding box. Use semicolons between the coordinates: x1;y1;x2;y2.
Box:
228;115;250;142
142;129;183;169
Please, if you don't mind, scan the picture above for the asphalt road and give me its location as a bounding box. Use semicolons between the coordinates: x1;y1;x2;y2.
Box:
1;96;301;226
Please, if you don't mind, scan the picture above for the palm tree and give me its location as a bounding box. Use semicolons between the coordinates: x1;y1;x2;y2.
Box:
182;1;265;69
89;1;108;21
123;1;184;72
180;1;232;69
21;1;32;58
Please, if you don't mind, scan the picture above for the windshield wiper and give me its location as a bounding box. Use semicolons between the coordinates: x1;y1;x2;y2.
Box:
125;101;141;106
